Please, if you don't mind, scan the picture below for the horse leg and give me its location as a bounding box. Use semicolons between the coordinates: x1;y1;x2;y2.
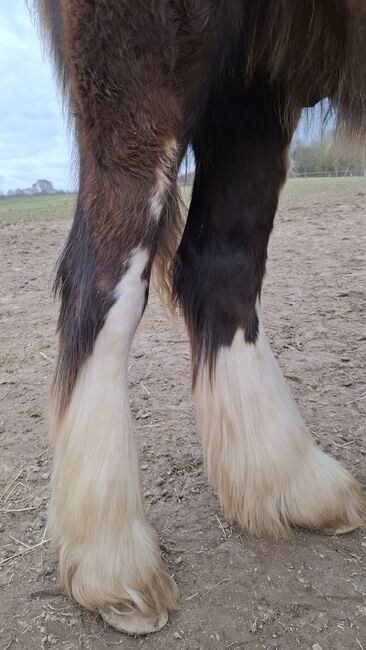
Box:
49;3;181;634
174;78;364;538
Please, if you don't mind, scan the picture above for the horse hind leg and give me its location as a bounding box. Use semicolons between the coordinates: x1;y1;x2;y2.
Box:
174;79;365;538
50;147;181;634
48;4;182;633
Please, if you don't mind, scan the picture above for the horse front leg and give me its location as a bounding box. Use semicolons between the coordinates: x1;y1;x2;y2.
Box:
174;79;364;538
48;1;182;632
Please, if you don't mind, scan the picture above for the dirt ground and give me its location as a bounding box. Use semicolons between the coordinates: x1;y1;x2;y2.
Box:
0;185;365;649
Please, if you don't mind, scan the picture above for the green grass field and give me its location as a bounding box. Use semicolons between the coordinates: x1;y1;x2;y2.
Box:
0;194;77;224
282;175;366;201
0;176;364;224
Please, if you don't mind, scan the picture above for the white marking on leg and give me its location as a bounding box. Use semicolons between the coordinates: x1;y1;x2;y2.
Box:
196;304;364;537
49;247;176;629
149;139;177;222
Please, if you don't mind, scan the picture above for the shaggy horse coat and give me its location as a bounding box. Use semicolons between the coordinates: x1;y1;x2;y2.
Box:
33;0;365;635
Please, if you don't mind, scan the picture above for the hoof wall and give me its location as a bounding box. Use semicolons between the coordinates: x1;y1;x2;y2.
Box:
100;605;169;635
320;520;363;536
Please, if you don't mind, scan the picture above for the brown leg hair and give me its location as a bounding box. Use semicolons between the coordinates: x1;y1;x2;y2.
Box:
174;76;365;538
48;1;182;635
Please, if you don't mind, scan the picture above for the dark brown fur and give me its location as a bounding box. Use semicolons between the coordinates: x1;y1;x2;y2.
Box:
31;0;366;413
173;78;290;386
34;0;366;136
243;0;366;137
40;0;184;415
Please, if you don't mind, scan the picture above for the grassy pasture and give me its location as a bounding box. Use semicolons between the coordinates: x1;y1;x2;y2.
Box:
0;176;364;224
0;193;76;224
282;175;366;201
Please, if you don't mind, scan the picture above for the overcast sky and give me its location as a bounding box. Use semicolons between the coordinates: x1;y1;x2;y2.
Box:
1;2;321;195
0;1;70;193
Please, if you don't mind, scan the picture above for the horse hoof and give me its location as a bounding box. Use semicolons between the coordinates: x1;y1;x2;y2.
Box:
100;605;169;635
320;520;363;536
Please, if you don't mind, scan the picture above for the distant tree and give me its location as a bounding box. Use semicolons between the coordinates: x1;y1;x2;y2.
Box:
8;179;60;196
32;179;56;194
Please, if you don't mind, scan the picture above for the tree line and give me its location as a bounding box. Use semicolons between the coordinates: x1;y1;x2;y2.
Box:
290;138;365;176
177;137;365;184
0;179;66;197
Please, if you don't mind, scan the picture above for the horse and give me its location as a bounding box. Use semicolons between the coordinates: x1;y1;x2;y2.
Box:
32;0;365;635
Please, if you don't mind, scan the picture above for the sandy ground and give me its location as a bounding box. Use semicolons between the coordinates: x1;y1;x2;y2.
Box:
0;187;365;649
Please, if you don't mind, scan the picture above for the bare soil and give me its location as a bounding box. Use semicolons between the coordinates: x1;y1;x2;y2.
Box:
0;188;365;649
